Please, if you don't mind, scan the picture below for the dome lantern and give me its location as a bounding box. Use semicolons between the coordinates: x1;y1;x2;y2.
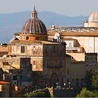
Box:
32;6;37;18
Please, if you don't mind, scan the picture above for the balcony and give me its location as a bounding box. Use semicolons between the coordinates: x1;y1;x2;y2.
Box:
66;47;79;51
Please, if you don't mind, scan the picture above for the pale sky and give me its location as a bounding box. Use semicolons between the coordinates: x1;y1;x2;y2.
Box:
0;0;98;16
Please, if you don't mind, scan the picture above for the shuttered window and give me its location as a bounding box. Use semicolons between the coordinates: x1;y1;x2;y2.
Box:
21;46;25;53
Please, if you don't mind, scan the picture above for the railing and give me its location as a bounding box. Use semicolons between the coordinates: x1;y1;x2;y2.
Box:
66;47;79;50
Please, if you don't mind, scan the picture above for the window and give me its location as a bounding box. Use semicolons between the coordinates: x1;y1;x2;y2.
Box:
81;79;84;82
86;63;88;66
36;37;39;40
21;46;25;53
26;36;29;40
69;43;72;47
90;57;92;60
53;46;55;53
33;61;35;65
86;57;88;60
45;37;47;40
76;71;78;76
67;69;69;75
76;79;79;87
94;63;96;66
13;75;17;80
33;51;35;54
33;46;36;54
86;71;88;74
72;79;74;82
67;79;69;84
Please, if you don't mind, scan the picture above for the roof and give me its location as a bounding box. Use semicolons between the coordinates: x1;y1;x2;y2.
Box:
9;40;63;45
67;53;85;61
48;31;98;37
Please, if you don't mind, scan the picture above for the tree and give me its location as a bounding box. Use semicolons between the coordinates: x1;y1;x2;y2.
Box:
76;88;95;97
78;69;98;97
25;91;45;97
85;69;98;90
24;88;51;97
91;69;98;90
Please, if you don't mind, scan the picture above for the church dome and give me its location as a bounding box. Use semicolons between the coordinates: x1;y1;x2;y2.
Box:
21;6;47;35
88;11;98;22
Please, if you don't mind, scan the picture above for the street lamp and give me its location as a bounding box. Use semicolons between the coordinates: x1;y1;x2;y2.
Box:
56;82;58;88
68;82;71;89
15;86;18;91
15;86;18;97
64;83;66;89
66;82;73;90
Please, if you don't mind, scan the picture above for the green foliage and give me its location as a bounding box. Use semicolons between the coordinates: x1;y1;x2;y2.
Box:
91;70;98;90
80;69;98;97
24;88;51;97
85;69;98;90
93;91;98;97
76;88;96;98
25;91;45;97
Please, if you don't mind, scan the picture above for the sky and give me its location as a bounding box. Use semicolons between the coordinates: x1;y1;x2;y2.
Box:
0;0;98;16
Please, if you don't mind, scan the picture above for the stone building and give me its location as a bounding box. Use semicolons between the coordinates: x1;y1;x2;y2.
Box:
48;11;98;53
48;27;98;53
47;11;98;87
0;7;67;88
0;7;97;90
65;53;98;87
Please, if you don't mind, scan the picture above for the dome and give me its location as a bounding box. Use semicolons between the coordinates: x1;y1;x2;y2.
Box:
21;6;47;35
88;11;98;22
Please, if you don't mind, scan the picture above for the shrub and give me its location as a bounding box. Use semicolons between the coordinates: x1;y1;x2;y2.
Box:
24;88;51;97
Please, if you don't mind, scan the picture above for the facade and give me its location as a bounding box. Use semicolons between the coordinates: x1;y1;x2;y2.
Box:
48;12;98;87
48;27;98;53
0;7;67;88
65;53;97;87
